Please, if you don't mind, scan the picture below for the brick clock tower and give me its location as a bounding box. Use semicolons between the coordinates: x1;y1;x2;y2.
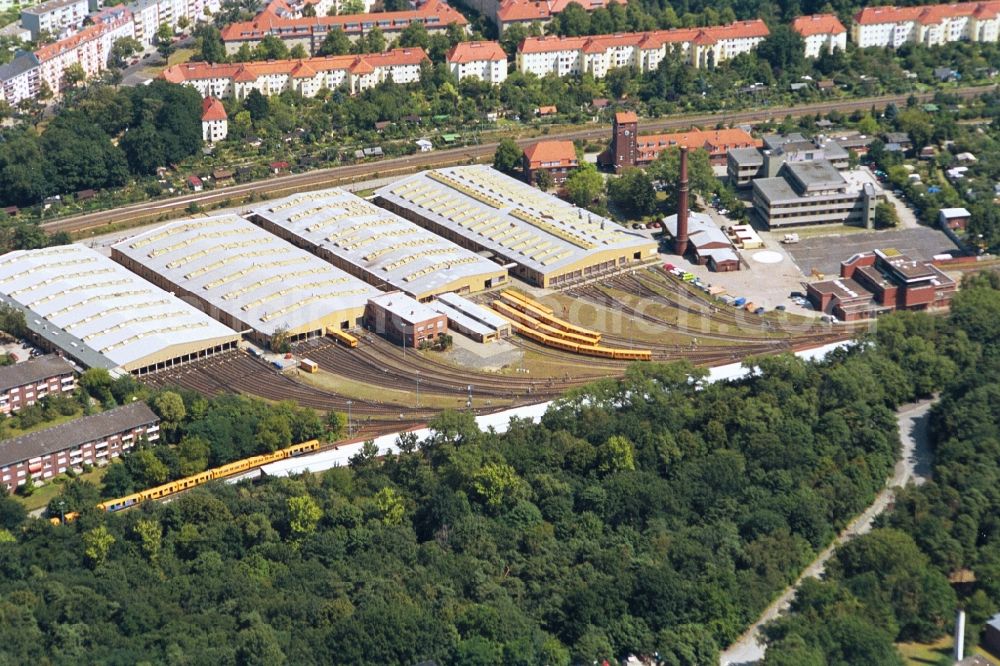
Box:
604;111;638;173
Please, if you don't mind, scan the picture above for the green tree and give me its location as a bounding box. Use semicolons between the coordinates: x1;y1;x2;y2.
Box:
194;24;227;63
648;145;717;204
493;138;522;174
155;22;175;59
129;449;169;487
178;436;210;476
152;391;186;442
289;43;308;59
564;162;604;207
874;201;900;228
598;435;635;474
471;462;524;511
79;368;114;405
61;63;86;89
82;525;115;567
374;486;406;526
134;519;162;563
756;25;806;75
255;35;289;60
317;27;351;56
109;37;142;68
606;168;656;218
534;168;554;191
398;21;430;50
354;27;385;54
288;494;322;536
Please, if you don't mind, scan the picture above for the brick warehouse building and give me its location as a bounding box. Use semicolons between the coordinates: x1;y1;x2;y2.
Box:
598;112;761;172
808;248;956;320
0;355;76;415
0;401;159;491
365;292;448;348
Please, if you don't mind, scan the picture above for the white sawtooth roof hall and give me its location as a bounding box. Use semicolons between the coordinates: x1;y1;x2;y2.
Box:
111;215;382;342
374;165;657;288
0;245;241;373
248;188;508;301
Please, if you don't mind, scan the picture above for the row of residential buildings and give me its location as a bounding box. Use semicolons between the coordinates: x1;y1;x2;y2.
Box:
19;0;219;43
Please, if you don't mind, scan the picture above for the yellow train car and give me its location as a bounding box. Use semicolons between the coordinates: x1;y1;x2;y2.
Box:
328;328;359;348
97;440;321;513
492;301;599;346
500;289;553;316
499;290;601;343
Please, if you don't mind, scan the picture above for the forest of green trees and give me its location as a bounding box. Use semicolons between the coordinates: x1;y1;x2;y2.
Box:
762;272;1000;665
0;273;995;663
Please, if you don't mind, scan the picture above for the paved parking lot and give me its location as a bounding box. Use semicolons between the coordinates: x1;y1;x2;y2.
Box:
783;227;960;277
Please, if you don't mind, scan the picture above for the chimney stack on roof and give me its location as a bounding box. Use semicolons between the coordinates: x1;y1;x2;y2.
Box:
675;146;690;256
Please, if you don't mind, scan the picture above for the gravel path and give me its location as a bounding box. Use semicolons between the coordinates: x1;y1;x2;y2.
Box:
719;398;935;666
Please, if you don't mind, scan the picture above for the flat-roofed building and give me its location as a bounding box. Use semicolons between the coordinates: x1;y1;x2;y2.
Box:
374;165;659;288
727;147;765;188
0;245;240;375
662;210;740;271
248;188;508;302
433;291;511;342
111;215;381;346
20;0;88;39
0;401;158;491
0;355;75;415
752;160;884;229
365;291;447;348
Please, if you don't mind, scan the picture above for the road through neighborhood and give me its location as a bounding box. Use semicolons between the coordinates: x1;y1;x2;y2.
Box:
719;398;936;665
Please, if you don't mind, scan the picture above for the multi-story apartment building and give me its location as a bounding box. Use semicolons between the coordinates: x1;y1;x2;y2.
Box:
791;13;847;57
264;0;378;20
516;20;769;77
446;41;507;84
0;355;75;415
852;2;1000;49
162;47;428;97
0;401;159;491
494;0;625;32
220;0;468;55
752;159;885;229
201;96;227;142
34;5;134;94
128;0;220;47
20;0;88;39
0;51;41;107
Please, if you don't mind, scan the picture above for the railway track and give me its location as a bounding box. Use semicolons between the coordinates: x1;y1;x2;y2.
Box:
43;85;996;238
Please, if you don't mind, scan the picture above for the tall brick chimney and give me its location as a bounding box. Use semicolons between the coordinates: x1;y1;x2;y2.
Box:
675;146;690;256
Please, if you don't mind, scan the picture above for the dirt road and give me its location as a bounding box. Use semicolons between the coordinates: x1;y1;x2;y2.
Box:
719;399;935;666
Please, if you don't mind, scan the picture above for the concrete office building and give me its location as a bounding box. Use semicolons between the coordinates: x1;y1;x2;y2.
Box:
728;133;850;187
0;245;241;375
248;188;508;302
374;165;658;288
752;160;884;229
112;215;382;346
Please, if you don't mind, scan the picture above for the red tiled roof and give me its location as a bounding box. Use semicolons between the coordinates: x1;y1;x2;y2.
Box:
523;140;577;168
498;0;628;22
221;0;466;41
615;111;638;123
446;40;506;63
854;2;1000;25
34;12;132;63
517;21;768;54
161;48;429;83
538;105;557;115
635;128;761;160
201;96;228;122
791;13;847;36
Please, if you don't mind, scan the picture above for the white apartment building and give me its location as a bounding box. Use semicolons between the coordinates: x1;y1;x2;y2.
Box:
791;14;848;57
162;47;428;98
446;40;507;84
201;96;227;142
34;7;134;94
516;21;769;78
853;2;1000;49
0;52;40;106
19;0;88;39
128;0;219;47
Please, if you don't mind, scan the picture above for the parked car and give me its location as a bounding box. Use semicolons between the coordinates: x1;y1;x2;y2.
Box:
789;291;805;298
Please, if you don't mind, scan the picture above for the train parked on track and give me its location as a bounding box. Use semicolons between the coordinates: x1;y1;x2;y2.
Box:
50;440;321;524
499;290;601;343
328;328;359;348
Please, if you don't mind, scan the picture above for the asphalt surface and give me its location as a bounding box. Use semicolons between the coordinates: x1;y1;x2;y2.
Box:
785;226;961;276
42;84;996;238
719;398;936;666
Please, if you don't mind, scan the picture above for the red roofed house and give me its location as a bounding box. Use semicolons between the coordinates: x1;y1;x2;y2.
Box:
792;14;848;57
446;41;508;84
852;2;1000;49
495;0;627;32
161;48;429;99
516;21;769;77
33;5;134;95
523;140;578;185
219;0;467;55
598;111;760;171
201;96;228;144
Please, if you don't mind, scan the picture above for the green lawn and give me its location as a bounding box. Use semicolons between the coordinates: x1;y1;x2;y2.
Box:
2;407;83;440
17;466;107;514
897;637;998;665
